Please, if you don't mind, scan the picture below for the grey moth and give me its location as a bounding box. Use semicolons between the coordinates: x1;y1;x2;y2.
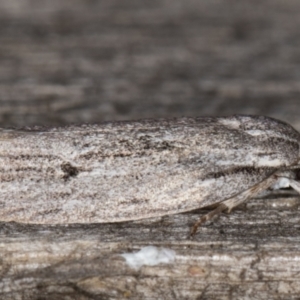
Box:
0;115;299;234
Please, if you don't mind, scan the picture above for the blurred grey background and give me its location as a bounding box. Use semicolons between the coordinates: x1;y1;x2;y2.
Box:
1;0;300;128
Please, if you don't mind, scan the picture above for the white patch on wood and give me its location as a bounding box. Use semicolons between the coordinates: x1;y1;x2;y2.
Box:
121;246;176;270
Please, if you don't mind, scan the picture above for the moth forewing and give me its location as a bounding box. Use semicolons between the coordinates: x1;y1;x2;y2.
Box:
0;115;300;231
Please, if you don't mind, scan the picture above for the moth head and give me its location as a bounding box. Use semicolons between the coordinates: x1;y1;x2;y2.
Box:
273;168;300;193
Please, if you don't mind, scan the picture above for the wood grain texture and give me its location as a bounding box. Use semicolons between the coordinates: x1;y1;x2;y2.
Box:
1;0;300;127
1;193;300;299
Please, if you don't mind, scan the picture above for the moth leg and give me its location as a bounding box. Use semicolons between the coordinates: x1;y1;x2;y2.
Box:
190;173;278;236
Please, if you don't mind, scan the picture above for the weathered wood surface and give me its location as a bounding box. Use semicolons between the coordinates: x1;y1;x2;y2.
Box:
2;192;300;299
1;0;300;299
0;0;300;127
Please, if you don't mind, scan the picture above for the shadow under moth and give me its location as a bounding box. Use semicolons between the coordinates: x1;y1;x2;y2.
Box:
1;115;300;235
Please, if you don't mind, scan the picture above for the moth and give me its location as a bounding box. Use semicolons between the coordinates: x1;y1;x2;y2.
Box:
1;115;300;235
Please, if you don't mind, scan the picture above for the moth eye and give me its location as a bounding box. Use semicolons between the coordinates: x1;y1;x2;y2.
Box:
295;169;300;181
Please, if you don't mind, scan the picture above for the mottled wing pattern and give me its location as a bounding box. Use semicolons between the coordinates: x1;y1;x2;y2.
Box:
0;115;299;223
